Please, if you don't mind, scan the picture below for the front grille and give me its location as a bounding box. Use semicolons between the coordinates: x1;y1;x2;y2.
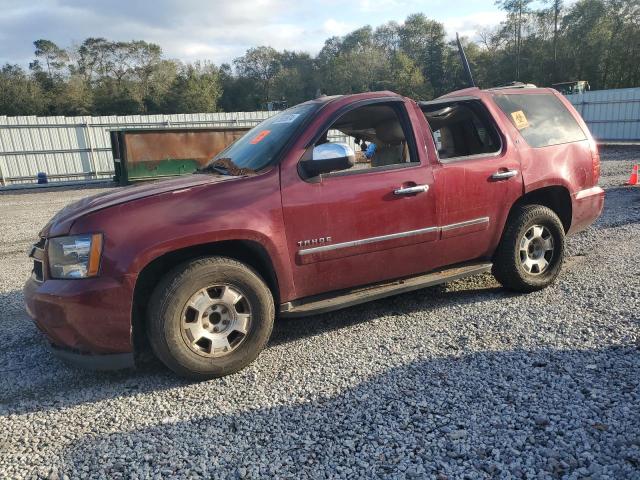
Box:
33;260;44;282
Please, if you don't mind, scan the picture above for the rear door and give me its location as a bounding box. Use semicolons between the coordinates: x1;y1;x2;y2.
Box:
280;99;440;299
420;98;524;267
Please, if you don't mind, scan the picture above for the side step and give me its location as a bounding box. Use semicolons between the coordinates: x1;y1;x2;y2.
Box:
280;261;493;318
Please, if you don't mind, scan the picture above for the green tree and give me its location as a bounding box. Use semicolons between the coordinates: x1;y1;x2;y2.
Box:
30;39;69;78
561;0;610;88
495;0;534;80
387;51;432;99
0;64;46;115
271;51;317;106
544;0;563;81
233;47;281;104
399;14;447;95
164;62;222;113
374;21;401;52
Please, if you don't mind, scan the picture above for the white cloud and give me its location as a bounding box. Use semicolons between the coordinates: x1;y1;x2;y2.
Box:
0;0;507;66
442;11;507;41
322;19;356;37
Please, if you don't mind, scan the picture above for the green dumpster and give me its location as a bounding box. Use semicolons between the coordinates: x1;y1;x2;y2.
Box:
110;127;250;185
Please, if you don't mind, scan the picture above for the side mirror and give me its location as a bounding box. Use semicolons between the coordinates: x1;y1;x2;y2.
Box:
300;143;355;177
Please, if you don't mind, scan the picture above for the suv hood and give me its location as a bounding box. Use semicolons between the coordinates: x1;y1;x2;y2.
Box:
40;174;240;237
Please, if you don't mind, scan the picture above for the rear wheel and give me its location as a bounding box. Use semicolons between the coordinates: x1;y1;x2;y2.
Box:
492;205;565;293
147;256;274;379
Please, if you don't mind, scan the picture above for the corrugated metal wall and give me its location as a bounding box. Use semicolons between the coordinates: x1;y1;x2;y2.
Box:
0;111;275;186
566;87;640;142
3;88;636;186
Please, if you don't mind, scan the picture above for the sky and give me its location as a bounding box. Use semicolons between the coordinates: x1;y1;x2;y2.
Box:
0;0;508;67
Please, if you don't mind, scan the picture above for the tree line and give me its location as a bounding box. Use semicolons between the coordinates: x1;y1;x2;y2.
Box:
0;0;638;117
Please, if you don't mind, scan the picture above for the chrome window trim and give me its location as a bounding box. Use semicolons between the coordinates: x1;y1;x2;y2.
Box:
298;217;490;255
438;150;503;164
322;161;421;179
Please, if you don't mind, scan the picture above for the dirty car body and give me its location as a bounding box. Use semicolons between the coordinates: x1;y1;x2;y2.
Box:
24;87;604;375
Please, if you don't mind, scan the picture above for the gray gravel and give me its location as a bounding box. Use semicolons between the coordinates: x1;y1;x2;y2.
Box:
1;147;639;479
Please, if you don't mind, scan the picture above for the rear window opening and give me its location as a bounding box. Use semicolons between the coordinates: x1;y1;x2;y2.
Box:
421;100;502;161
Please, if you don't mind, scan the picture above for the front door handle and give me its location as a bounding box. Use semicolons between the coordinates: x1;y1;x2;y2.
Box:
394;184;429;195
491;169;519;180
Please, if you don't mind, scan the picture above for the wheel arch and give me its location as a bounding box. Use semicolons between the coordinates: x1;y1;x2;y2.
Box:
509;185;572;233
131;240;280;356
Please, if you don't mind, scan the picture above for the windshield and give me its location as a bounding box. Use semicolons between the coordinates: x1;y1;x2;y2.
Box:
203;103;318;173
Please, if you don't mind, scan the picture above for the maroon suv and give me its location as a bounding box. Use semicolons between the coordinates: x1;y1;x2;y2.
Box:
24;86;604;379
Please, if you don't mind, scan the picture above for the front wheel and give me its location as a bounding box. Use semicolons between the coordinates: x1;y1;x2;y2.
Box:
492;205;566;293
147;257;275;380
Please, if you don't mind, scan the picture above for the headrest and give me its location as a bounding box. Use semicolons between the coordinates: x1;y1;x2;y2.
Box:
375;120;405;145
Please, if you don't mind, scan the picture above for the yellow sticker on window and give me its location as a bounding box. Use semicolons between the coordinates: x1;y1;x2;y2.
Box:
511;110;529;130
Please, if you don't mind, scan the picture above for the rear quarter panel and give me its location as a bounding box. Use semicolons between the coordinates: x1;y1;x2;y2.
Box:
489;89;595;196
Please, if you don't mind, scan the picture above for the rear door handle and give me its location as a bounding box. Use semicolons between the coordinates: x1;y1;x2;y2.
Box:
394;185;429;195
491;169;519;180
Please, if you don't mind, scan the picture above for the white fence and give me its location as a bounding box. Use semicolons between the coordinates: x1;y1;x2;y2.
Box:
3;88;637;187
0;111;275;186
566;87;640;142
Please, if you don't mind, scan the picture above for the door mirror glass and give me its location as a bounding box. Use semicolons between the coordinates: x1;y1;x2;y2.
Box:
301;143;355;177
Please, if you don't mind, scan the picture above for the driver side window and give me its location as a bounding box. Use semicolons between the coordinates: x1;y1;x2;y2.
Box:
315;103;416;175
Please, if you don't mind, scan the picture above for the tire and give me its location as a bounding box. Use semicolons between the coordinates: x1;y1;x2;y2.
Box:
147;256;274;380
492;204;565;293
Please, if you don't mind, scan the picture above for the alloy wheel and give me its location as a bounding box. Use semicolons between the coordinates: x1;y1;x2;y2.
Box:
180;285;252;357
519;225;555;275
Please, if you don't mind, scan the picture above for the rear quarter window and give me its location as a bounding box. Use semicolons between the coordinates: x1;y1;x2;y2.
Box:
494;93;586;148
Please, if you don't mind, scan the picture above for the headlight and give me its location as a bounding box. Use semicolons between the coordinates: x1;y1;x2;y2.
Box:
48;234;103;279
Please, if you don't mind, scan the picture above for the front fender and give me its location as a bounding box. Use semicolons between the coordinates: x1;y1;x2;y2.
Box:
127;228;294;300
69;169;296;302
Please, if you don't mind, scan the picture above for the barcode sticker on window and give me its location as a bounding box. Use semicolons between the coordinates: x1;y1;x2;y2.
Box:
273;114;300;124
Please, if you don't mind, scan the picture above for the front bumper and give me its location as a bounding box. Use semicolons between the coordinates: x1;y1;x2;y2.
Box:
24;274;135;362
568;186;605;235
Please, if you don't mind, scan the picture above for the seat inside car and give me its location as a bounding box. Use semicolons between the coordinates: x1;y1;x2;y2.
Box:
371;119;407;167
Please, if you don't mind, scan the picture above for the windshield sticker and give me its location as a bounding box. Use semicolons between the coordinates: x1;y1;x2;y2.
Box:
272;113;300;124
511;110;530;130
250;130;271;144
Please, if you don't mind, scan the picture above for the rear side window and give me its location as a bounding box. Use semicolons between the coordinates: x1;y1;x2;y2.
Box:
494;93;586;148
421;100;501;160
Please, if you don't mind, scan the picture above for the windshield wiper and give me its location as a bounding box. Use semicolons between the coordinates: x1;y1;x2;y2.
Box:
195;158;257;176
195;163;229;175
195;159;231;175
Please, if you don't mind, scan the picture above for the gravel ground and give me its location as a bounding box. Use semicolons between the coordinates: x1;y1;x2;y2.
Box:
0;147;639;479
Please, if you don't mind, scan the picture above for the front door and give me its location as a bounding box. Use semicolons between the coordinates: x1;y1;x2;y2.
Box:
281;100;439;299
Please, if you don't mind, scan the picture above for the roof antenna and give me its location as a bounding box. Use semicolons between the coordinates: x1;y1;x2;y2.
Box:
456;32;476;88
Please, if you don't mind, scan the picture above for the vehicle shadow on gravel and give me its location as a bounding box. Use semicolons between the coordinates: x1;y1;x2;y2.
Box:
0;280;511;416
270;279;508;348
58;345;640;478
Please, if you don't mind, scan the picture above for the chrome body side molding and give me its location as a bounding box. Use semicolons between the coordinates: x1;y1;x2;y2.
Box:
298;226;439;256
297;217;490;256
440;217;490;231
